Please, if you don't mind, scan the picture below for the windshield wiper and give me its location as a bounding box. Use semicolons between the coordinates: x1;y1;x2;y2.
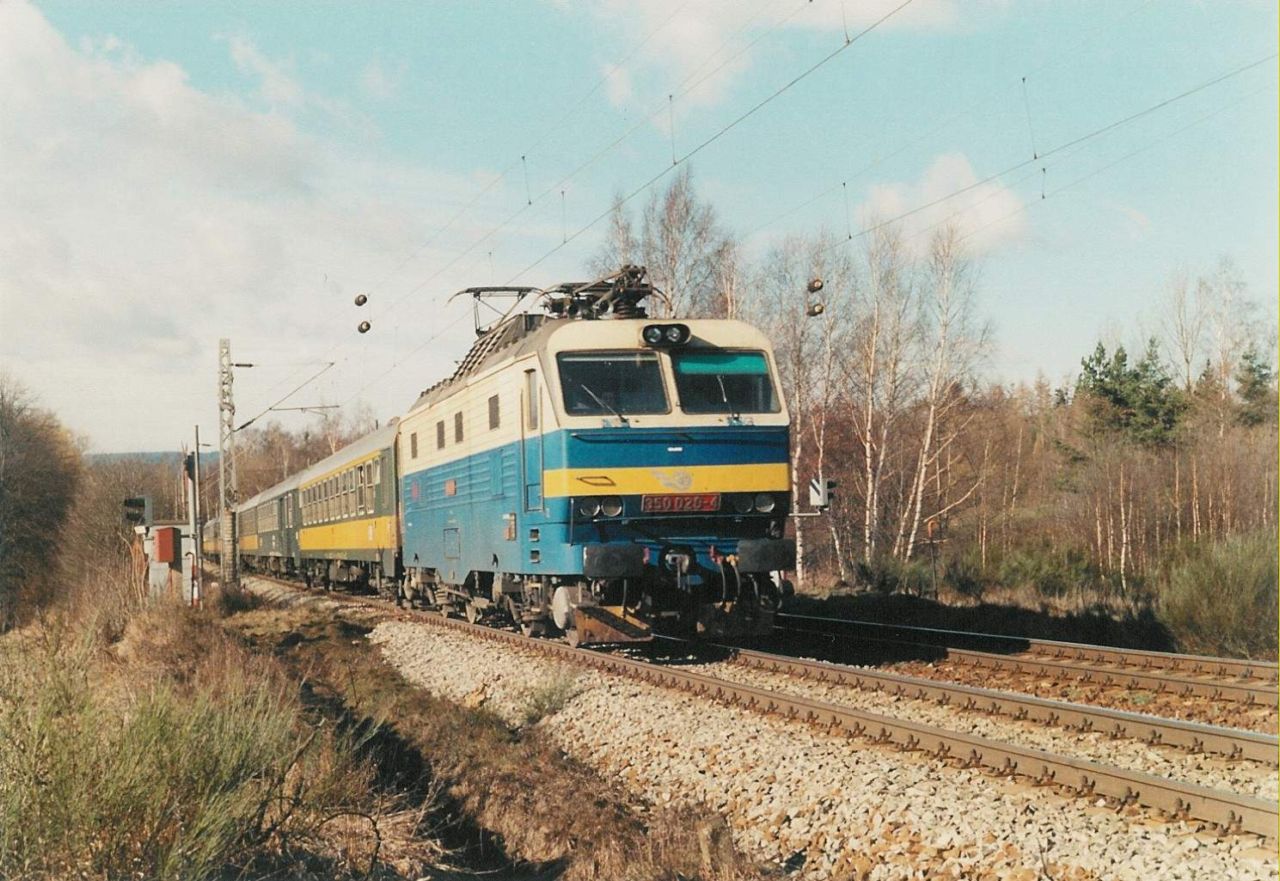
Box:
715;374;740;421
577;381;630;425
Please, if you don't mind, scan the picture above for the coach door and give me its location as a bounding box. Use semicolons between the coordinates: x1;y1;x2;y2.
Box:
520;368;543;510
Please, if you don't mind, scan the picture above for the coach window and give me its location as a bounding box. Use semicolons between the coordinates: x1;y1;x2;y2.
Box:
357;465;366;513
410;432;418;459
454;411;464;443
524;370;539;430
346;471;355;517
488;394;500;430
372;461;382;506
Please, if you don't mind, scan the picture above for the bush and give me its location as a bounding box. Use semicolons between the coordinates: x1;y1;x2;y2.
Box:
943;553;987;601
996;546;1098;599
855;557;934;596
516;669;581;726
0;598;381;880
1155;531;1278;658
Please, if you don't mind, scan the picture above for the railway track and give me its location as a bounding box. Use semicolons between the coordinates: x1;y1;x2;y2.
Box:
776;613;1279;706
720;646;1279;765
240;575;1278;839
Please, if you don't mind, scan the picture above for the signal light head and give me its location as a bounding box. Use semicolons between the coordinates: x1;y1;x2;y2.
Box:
641;323;690;347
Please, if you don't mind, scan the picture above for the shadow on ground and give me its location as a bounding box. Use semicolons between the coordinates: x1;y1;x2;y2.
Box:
736;592;1179;667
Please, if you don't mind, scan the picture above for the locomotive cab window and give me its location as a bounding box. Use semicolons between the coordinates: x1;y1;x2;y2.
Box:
672;350;779;415
556;351;668;416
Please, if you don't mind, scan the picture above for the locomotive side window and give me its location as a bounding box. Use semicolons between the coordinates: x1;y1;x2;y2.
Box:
410;432;418;459
557;352;668;416
524;370;539;430
672;350;779;415
436;420;445;449
454;411;464;443
488;394;500;430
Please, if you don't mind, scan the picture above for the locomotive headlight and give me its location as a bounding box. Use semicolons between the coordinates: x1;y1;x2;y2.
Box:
753;493;777;513
600;496;624;517
577;497;602;518
641;323;690;347
730;494;754;515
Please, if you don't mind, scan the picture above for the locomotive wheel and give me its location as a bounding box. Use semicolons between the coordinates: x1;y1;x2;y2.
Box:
464;601;480;624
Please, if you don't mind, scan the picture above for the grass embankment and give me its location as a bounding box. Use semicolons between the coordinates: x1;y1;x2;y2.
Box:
0;586;445;881
230;599;766;881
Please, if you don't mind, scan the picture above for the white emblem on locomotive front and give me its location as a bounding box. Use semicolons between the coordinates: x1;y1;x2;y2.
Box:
651;469;693;491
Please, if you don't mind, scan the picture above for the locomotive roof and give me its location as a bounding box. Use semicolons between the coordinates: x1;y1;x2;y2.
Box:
407;313;775;414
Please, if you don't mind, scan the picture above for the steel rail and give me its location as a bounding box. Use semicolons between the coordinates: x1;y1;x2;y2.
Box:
940;647;1278;708
241;576;1277;837
776;619;1277;706
397;602;1277;838
725;647;1279;765
777;613;1279;682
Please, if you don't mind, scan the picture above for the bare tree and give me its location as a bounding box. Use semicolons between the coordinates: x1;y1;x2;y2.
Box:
1162;267;1205;393
590;192;639;278
895;225;989;561
847;225;918;564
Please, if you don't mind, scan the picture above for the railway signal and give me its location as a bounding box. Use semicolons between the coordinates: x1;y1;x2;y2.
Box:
808;477;836;510
123;495;152;526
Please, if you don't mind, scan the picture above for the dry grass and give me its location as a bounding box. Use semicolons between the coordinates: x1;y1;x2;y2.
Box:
231;602;772;881
0;572;422;881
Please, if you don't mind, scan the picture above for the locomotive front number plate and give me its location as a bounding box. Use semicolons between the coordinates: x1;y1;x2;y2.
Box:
641;493;721;513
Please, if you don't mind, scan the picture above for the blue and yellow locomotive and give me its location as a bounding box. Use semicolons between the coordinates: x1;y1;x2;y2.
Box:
232;267;795;645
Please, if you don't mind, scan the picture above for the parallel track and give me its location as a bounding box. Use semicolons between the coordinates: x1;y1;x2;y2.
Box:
723;647;1279;765
777;613;1279;706
241;576;1279;839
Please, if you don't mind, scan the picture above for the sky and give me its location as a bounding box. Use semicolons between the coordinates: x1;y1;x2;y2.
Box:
0;0;1275;452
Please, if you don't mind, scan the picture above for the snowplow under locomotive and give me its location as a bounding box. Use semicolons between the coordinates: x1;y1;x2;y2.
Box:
227;267;796;645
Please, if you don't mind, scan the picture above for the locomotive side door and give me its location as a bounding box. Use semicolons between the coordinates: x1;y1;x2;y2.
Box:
520;368;542;511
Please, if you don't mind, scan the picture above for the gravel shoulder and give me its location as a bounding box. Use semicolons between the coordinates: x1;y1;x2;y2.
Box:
371;618;1280;881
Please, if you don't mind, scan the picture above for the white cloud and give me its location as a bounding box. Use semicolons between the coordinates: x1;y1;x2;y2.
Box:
857;153;1026;254
0;1;515;451
226;34;302;106
583;0;1003;113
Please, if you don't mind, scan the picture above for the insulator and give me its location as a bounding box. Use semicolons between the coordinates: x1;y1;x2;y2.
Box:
354;293;368;306
358;320;371;334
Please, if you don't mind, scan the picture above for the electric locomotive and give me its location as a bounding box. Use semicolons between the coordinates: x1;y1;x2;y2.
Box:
397;267;795;645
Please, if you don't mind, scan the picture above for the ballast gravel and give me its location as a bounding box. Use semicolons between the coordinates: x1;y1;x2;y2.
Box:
700;661;1278;802
369;619;1279;881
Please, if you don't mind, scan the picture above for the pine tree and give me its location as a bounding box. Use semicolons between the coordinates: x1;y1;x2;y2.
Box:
1235;346;1276;427
1077;339;1185;446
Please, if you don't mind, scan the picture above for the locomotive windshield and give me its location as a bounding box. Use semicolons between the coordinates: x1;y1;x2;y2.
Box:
557;351;668;415
673;350;779;415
